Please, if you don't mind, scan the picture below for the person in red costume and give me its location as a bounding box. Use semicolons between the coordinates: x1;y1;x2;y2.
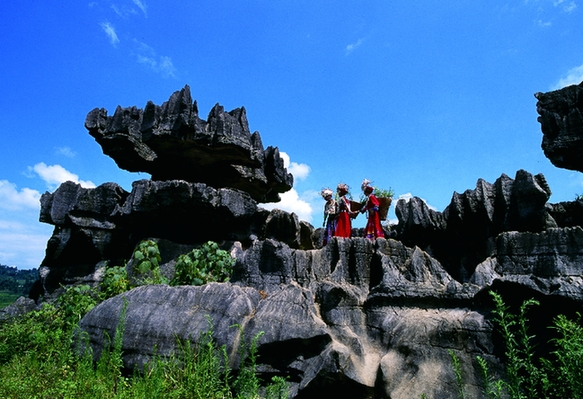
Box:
360;179;385;239
334;183;356;238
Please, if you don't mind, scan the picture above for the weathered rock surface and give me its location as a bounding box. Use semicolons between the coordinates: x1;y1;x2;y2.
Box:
79;231;583;398
536;80;583;172
395;169;557;282
28;84;583;398
85;85;293;202
37;179;316;296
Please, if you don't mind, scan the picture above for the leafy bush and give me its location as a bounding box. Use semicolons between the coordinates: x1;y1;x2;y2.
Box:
100;265;131;300
452;292;583;399
131;239;167;285
374;187;395;198
171;241;234;286
57;284;99;329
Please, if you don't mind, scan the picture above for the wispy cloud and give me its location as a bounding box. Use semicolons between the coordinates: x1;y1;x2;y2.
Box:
29;162;96;190
553;0;577;13
55;146;76;158
132;0;148;17
552;63;583;89
345;38;363;55
260;189;314;223
0;164;97;269
101;21;120;46
134;41;177;78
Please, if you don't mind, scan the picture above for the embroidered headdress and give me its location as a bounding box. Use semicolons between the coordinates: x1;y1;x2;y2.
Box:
336;183;349;194
361;179;374;194
320;188;333;199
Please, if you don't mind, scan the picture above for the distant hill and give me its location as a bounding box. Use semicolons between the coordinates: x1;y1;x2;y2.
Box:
0;264;38;308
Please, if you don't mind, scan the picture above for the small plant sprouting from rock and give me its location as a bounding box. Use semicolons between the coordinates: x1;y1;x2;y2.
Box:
449;291;583;399
171;241;234;286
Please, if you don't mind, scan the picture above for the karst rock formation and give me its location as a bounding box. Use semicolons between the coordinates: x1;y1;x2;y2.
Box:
18;83;583;398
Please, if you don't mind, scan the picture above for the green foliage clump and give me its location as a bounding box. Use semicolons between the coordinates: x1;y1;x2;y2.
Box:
450;291;583;399
0;284;97;365
171;241;234;286
0;249;288;398
374;187;395;198
100;265;131;300
541;313;583;398
131;239;167;285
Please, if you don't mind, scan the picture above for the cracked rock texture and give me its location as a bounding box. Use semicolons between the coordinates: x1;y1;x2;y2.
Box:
26;84;583;398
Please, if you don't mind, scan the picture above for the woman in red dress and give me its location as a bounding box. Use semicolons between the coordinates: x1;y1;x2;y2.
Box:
360;180;385;239
334;183;355;238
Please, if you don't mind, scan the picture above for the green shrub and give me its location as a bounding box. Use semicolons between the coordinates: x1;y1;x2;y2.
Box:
171;241;234;286
100;265;131;300
131;239;167;285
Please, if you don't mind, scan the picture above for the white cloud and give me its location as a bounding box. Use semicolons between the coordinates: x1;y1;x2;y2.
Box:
101;21;120;46
0;180;41;211
55;146;76;158
30;163;96;189
260;188;314;223
0;165;96;269
345;39;363;55
553;63;583;89
132;0;148;17
260;152;314;222
279;152;311;181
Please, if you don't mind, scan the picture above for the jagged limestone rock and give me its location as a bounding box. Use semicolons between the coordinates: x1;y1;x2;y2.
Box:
85;85;293;202
536;81;583;173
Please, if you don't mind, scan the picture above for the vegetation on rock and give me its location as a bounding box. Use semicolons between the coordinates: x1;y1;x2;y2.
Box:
171;241;234;286
449;291;583;399
0;240;288;398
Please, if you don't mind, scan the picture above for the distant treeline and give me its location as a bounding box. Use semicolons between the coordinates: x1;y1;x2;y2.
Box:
0;265;37;297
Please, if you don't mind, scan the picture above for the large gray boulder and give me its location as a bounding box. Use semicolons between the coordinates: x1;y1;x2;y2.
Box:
85;85;293;202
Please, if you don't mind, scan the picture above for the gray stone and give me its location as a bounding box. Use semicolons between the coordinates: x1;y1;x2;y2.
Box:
535;81;583;173
85;85;293;202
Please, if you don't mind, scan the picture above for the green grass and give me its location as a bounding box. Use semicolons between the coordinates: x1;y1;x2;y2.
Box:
0;291;20;309
0;283;289;399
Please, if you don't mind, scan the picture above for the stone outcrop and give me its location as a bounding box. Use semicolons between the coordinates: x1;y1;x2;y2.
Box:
37;179;315;295
85;85;293;203
535;80;583;172
26;84;583;398
79;228;583;398
395;169;557;282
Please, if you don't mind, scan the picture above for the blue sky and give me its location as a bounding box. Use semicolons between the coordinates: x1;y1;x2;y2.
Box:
1;0;582;269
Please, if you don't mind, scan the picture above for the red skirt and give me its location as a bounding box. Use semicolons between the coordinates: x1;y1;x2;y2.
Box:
365;210;384;239
334;212;352;238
